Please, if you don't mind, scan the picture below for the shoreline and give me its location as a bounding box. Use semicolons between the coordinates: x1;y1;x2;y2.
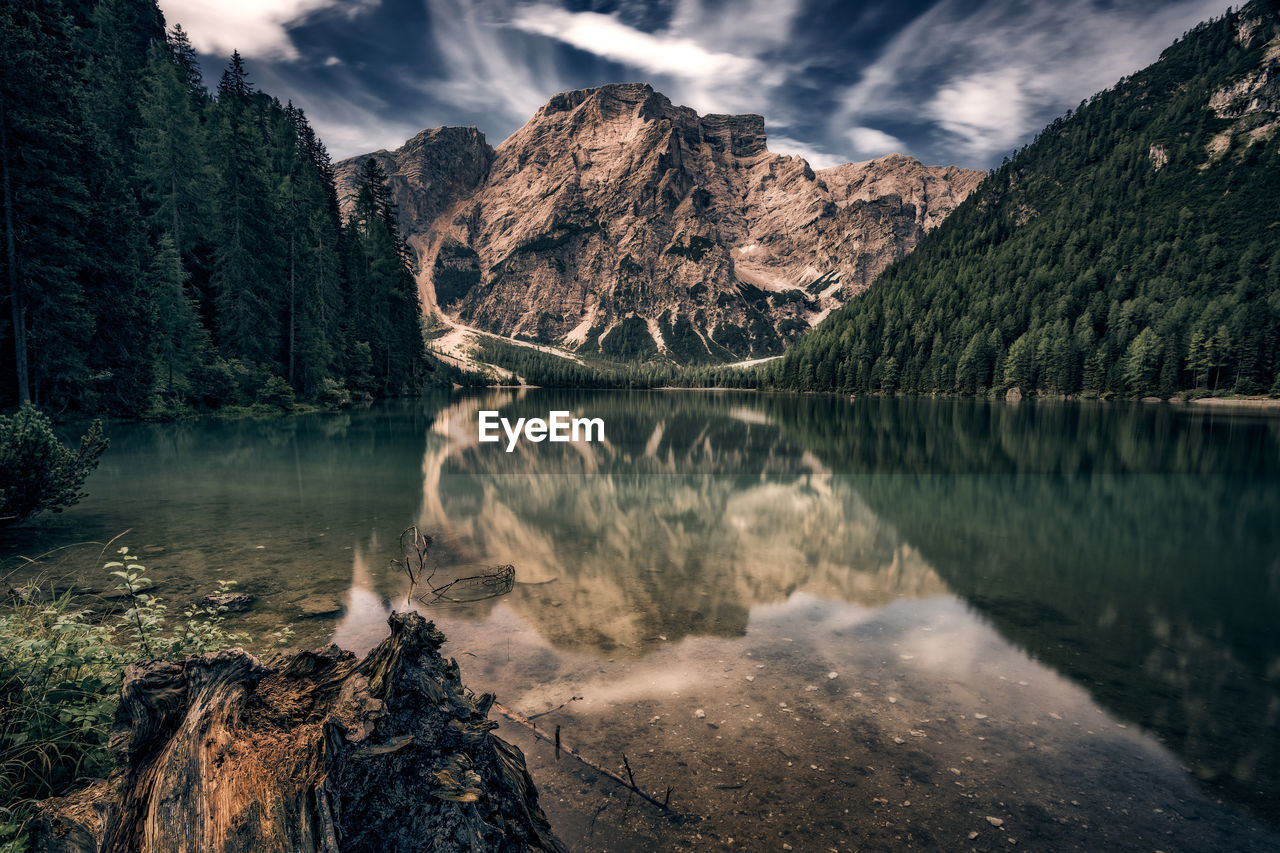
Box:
1181;396;1280;410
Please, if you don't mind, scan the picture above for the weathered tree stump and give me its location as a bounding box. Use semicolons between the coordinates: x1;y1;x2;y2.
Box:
30;612;568;853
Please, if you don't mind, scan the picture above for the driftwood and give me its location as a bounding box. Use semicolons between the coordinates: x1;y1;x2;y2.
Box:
393;526;516;606
29;612;568;853
492;704;682;819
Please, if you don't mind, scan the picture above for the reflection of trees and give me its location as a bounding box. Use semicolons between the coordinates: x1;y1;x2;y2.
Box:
761;395;1280;475
767;395;1280;825
417;393;948;656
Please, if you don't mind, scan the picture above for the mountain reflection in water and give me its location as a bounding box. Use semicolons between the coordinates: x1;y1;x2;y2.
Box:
5;392;1277;849
410;392;948;655
328;392;1280;847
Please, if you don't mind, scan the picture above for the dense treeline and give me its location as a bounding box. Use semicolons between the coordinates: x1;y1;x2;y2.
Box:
1;0;451;417
474;339;759;389
766;0;1280;399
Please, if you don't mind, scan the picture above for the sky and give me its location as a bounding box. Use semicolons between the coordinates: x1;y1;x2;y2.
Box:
156;0;1235;168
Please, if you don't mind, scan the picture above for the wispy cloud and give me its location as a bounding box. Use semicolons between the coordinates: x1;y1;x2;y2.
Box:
164;0;1239;167
423;0;575;132
295;105;425;158
159;0;380;60
836;0;1231;162
510;5;756;79
845;126;906;160
504;0;800;117
770;135;847;170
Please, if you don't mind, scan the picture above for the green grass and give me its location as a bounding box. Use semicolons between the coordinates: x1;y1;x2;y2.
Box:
0;541;291;848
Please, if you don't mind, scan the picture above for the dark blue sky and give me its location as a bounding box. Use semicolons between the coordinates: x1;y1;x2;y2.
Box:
159;0;1231;167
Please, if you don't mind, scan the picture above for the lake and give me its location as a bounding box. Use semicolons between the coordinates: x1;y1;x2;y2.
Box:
5;392;1279;851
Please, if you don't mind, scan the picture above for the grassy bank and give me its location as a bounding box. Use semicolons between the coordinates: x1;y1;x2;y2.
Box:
0;546;287;851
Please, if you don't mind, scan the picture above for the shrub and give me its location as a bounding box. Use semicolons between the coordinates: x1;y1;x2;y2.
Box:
0;546;280;847
254;376;296;413
0;407;107;527
317;377;351;409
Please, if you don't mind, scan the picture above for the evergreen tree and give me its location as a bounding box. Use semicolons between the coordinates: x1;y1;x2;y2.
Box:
765;1;1280;400
77;0;168;414
165;24;207;103
208;52;280;367
146;233;206;397
273;104;343;394
346;157;425;395
135;38;211;259
0;0;96;407
0;0;457;413
1123;328;1163;394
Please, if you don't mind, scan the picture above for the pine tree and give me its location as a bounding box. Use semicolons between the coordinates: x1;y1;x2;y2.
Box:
271;104;344;394
146;233;206;397
0;0;96;407
135;38;211;259
1004;331;1035;389
346;157;425;395
83;0;163;157
165;24;207;103
76;0;167;414
1123;328;1163;394
208;52;280;367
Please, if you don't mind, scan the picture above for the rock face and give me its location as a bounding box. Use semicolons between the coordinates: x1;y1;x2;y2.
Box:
1206;35;1279;158
336;83;984;363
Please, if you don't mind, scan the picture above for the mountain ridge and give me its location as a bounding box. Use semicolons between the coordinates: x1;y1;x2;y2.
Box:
335;83;983;364
766;0;1280;398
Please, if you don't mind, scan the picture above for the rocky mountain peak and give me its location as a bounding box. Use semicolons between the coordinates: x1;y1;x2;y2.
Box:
538;81;662;116
335;85;984;364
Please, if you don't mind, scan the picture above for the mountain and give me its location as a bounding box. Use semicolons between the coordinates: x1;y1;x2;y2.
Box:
767;0;1280;398
335;84;982;364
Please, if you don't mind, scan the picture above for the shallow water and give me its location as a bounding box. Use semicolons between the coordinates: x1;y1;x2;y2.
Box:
5;392;1279;850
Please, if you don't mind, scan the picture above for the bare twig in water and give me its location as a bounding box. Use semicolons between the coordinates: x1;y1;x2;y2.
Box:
391;526;516;606
622;753;638;790
528;696;583;720
588;802;607;837
391;526;434;604
493;702;684;818
418;564;515;604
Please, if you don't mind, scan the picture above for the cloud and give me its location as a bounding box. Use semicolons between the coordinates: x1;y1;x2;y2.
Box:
927;70;1032;157
770;135;848;170
158;0;380;60
242;58;430;159
504;0;799;117
172;0;1238;170
304;111;426;159
509;5;757;79
845;126;906;159
422;0;575;131
835;0;1232;162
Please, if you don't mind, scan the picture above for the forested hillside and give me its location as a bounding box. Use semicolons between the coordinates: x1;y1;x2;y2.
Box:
766;0;1280;398
1;0;446;417
471;338;759;389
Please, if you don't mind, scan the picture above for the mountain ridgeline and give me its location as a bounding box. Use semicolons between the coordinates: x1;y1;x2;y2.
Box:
766;0;1280;398
1;0;444;416
335;85;983;364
